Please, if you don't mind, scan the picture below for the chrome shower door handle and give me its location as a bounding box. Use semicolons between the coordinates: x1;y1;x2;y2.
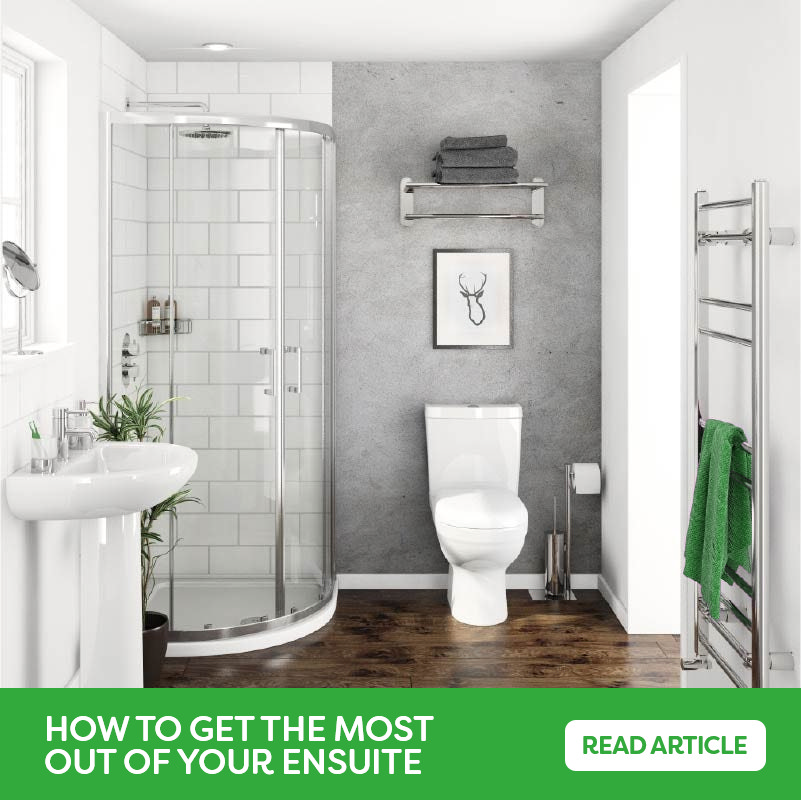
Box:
285;345;302;394
296;345;302;394
260;347;274;395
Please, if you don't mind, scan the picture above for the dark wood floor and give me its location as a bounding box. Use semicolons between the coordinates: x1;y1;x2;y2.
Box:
159;590;680;688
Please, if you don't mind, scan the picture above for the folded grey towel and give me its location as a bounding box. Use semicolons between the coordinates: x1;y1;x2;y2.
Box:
440;135;508;150
435;146;518;168
434;166;519;184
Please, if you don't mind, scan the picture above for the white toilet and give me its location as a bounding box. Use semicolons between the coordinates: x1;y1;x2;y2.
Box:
424;404;528;626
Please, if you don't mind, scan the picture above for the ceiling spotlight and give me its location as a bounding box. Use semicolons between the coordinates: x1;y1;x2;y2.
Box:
201;43;234;52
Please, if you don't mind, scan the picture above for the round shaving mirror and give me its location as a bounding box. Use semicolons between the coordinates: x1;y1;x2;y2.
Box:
3;241;42;355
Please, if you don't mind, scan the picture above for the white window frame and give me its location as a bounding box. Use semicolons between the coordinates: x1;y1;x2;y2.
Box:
2;45;35;352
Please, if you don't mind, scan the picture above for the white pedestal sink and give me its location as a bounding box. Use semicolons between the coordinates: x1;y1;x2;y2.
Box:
6;442;197;688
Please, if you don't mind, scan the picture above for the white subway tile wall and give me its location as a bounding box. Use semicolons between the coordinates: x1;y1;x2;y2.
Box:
145;62;177;94
147;62;332;125
209;94;271;115
240;62;300;94
176;63;238;94
271;94;332;125
137;61;331;581
300;62;332;94
0;346;75;479
104;31;149;398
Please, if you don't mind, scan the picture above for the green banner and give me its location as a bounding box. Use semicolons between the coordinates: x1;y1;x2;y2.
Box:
0;688;796;796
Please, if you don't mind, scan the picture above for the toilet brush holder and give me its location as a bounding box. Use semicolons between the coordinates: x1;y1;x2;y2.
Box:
530;462;600;603
530;495;577;601
544;529;566;599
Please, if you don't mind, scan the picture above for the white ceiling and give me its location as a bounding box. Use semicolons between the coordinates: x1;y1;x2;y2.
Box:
72;0;673;62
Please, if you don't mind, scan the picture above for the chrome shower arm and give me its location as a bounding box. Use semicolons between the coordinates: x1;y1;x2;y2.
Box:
126;99;210;112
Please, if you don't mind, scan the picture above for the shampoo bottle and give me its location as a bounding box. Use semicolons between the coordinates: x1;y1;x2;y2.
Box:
147;295;161;334
164;296;178;331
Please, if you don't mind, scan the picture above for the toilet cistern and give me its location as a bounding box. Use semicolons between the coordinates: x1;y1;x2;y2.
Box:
424;403;528;626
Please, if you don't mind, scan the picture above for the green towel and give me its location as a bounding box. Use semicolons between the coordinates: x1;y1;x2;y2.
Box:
683;419;752;618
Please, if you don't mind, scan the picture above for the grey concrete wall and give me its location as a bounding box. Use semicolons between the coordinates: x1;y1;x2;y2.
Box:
334;62;601;574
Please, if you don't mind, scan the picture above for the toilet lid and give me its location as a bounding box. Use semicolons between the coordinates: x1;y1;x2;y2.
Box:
432;487;527;530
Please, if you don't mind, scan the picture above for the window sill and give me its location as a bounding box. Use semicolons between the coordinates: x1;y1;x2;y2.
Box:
0;342;74;377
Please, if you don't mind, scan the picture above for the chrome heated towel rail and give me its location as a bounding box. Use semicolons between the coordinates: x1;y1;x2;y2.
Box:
682;179;795;687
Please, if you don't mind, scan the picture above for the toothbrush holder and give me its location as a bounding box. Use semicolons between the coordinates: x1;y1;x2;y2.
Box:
30;436;57;474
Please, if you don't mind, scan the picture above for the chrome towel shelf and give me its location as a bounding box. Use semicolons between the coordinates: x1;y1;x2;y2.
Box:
682;179;795;688
400;177;547;227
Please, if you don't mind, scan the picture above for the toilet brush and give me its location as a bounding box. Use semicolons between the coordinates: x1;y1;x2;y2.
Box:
544;496;566;599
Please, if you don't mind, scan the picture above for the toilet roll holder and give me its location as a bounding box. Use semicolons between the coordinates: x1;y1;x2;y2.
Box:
562;464;578;600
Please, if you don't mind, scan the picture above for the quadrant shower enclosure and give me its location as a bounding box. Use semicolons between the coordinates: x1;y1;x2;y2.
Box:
102;112;336;656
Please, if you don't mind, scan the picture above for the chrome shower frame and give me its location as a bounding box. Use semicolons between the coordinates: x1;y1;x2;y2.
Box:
100;111;337;644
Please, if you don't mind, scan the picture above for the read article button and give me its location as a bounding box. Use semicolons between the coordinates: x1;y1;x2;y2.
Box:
565;720;765;771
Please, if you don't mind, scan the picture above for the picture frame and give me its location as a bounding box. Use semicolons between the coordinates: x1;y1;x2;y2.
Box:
433;249;512;348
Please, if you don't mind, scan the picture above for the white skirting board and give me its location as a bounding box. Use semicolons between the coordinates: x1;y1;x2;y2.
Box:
338;573;599;590
598;573;628;629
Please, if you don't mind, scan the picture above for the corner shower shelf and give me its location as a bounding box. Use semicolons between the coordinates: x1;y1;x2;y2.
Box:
137;319;193;336
400;177;547;227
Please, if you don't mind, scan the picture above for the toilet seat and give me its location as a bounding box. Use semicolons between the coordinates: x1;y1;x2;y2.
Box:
432;486;527;531
436;522;527;547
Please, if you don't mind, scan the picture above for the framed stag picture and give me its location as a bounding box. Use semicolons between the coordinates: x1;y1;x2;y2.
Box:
433;249;512;348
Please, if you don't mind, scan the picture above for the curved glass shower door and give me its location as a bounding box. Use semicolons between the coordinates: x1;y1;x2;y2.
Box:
106;115;334;643
282;129;332;616
168;122;279;632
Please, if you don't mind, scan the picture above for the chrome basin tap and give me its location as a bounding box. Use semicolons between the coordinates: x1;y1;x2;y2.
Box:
53;402;97;460
66;401;97;452
66;427;97;451
52;407;70;461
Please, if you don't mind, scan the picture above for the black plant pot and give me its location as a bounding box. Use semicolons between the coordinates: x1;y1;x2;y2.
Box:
142;611;169;687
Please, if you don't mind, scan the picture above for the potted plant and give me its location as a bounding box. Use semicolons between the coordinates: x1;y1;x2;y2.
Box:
90;387;199;687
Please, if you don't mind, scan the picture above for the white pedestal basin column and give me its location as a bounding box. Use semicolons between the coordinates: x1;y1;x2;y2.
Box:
80;514;142;688
6;442;197;689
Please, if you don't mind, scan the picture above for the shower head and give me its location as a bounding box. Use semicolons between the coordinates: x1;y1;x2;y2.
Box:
179;125;232;140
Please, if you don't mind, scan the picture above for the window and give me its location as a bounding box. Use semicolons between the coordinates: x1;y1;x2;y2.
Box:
2;45;35;351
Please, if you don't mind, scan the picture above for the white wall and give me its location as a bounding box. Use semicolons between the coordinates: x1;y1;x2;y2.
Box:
602;0;800;686
104;30;149;401
626;66;682;633
145;61;332;125
0;0;146;686
0;0;5;687
3;0;104;400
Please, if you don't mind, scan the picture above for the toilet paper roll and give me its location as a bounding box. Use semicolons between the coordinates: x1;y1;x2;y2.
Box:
572;462;601;494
